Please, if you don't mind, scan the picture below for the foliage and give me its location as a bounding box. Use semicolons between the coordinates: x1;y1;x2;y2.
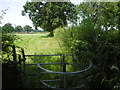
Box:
22;2;78;36
76;2;120;89
55;19;120;90
76;2;119;31
2;23;35;33
1;10;23;88
1;23;18;61
2;33;18;61
54;27;80;54
23;25;33;33
14;25;23;32
55;2;120;89
2;23;14;33
0;10;18;61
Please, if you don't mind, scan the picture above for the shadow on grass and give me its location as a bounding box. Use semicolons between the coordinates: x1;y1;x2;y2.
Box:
41;35;49;38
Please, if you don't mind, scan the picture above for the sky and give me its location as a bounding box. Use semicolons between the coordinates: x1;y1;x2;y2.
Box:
0;0;84;29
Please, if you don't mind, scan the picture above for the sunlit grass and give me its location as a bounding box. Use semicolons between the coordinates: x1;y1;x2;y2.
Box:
15;32;64;70
15;33;79;72
15;32;63;55
15;32;86;88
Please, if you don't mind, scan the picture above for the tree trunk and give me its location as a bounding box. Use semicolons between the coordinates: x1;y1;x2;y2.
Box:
48;30;54;37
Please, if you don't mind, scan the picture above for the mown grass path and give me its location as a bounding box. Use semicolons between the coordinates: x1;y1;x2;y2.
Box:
15;32;62;55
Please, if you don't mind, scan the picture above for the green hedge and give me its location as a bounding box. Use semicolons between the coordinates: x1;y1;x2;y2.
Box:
54;18;120;89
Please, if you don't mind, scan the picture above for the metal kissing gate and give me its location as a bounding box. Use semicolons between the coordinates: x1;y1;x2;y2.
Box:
24;54;92;89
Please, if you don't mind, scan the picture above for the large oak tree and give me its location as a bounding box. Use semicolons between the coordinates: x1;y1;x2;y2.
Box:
22;2;77;36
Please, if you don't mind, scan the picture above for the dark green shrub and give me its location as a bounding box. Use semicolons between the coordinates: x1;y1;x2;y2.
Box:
55;17;120;89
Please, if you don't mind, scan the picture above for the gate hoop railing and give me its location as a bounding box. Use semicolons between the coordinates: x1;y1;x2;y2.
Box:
24;54;92;89
37;61;92;74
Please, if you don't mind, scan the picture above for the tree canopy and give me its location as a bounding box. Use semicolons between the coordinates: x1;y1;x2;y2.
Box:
23;25;33;33
22;2;77;36
2;23;14;33
77;2;120;31
55;2;120;89
15;25;23;32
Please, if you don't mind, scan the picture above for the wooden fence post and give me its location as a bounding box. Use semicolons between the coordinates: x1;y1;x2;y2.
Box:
21;48;26;82
21;49;26;70
18;54;23;84
12;45;17;62
18;55;21;70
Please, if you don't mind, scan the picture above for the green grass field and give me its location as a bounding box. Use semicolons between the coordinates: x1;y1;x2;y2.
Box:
15;32;63;55
14;33;86;88
15;33;75;72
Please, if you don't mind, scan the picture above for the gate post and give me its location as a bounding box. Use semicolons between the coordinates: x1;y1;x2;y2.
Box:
18;55;21;71
12;45;16;63
21;48;26;87
21;48;26;81
21;49;26;69
61;54;67;89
